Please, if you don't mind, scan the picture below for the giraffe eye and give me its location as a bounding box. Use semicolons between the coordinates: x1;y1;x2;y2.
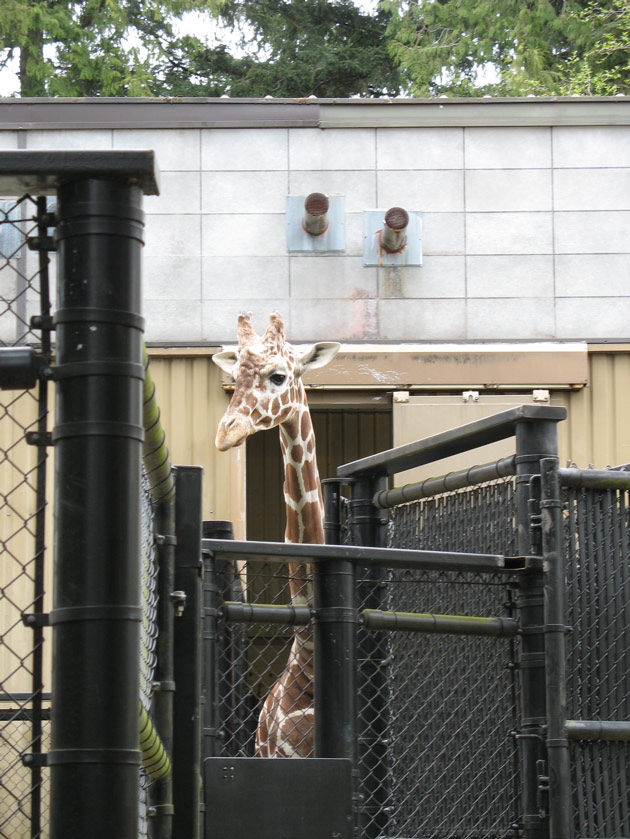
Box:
269;372;287;387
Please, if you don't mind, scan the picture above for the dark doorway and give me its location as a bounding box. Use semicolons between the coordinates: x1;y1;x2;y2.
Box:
246;401;392;543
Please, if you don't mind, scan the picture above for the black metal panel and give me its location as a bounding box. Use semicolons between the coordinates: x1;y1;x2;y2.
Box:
204;758;353;839
0;150;159;195
50;176;145;839
338;404;566;478
203;538;514;572
173;466;204;839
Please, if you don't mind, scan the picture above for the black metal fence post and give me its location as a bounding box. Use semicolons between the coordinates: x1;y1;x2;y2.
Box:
50;176;145;839
152;487;176;839
173;466;203;839
317;480;357;762
313;555;357;762
540;458;571;839
348;474;390;839
29;197;53;838
514;418;562;839
201;526;222;763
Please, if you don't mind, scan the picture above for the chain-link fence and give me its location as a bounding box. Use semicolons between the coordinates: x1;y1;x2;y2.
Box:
211;480;522;838
0;195;52;839
358;480;521;839
210;448;629;839
216;561;310;758
564;484;630;838
139;469;160;837
0;190;167;839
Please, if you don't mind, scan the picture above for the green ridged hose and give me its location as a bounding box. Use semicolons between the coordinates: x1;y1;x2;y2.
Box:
142;343;175;504
139;702;172;780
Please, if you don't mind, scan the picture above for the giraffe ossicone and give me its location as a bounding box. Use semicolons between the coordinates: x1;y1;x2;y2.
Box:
213;312;340;757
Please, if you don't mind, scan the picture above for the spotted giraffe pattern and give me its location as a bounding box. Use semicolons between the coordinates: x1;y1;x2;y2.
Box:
213;312;340;757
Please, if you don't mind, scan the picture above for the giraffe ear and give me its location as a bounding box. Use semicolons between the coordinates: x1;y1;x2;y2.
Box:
297;342;341;373
212;349;238;376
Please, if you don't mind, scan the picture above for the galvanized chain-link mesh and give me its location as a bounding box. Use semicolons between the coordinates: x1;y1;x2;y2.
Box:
212;471;630;839
217;562;310;756
354;479;521;839
564;485;630;838
139;468;160;837
1;195;165;839
0;196;51;839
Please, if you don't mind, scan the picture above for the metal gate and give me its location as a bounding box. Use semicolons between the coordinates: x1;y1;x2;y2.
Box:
204;405;630;839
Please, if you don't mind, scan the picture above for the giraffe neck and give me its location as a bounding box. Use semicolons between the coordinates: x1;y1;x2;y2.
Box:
278;398;323;636
279;399;324;547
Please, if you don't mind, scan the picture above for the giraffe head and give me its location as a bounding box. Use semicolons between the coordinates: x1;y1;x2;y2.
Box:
212;312;340;452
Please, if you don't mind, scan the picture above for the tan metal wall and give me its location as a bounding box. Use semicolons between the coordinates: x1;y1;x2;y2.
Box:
147;347;630;530
0;389;54;694
147;352;244;537
556;349;630;470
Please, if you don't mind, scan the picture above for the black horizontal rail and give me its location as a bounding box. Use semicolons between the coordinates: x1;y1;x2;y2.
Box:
372;459;630;510
362;609;519;637
337;404;566;479
374;455;517;508
565;720;630;742
222;602;312;625
202;538;532;574
0;708;52;722
0;693;52;702
559;467;630;491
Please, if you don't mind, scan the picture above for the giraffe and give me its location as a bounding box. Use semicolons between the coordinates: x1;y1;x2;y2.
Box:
213;312;340;758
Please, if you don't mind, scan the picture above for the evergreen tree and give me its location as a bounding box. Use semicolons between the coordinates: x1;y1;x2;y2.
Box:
380;0;604;97
0;0;222;96
0;0;400;98
552;0;630;95
156;0;401;97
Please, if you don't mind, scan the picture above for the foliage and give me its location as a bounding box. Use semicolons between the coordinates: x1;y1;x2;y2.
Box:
158;0;401;97
380;0;600;97
0;0;222;96
0;0;400;98
551;0;630;95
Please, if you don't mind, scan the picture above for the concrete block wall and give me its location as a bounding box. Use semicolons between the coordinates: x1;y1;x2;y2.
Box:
2;98;630;344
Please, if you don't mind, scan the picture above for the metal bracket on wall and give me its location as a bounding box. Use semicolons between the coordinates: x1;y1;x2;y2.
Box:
286;194;345;252
363;209;423;266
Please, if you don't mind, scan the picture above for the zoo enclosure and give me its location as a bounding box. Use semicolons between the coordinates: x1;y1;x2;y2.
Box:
0;151;204;839
205;404;630;839
0;152;628;839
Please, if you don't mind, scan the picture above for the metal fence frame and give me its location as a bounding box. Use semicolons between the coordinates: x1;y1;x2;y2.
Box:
0;151;206;839
4;154;626;839
204;404;629;839
0;193;53;839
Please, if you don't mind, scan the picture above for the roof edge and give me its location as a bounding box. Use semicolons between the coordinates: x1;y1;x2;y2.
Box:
0;96;629;130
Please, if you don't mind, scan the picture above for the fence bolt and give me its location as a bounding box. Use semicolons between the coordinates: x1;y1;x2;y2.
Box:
30;315;55;332
26;431;53;447
27;235;56;252
170;590;187;617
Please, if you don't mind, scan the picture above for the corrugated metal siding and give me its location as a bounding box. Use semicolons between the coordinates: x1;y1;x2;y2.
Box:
557;351;630;469
0;389;54;697
146;351;630;535
0;349;627;699
147;355;241;533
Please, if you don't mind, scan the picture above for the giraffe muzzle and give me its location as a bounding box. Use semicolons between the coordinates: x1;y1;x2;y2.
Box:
215;414;250;451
